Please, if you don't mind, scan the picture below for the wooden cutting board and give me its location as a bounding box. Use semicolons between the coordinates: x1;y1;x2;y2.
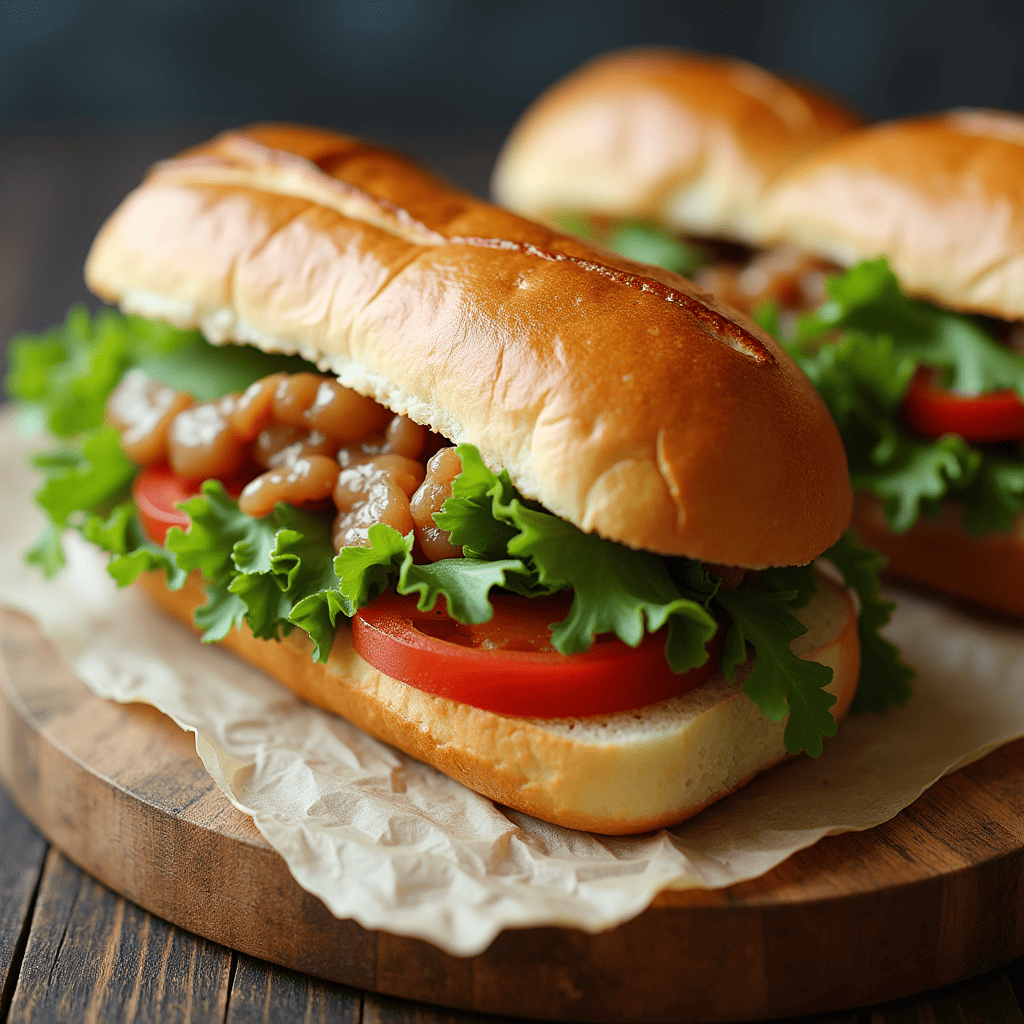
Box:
1;605;1023;1024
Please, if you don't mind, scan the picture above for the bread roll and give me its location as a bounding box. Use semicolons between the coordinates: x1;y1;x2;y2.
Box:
767;110;1024;320
85;123;851;569
852;493;1024;619
138;570;859;835
491;47;861;246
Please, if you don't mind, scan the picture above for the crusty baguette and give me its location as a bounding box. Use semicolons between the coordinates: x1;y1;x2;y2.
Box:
137;570;859;835
852;493;1024;619
491;47;861;246
84;123;851;570
767;110;1024;321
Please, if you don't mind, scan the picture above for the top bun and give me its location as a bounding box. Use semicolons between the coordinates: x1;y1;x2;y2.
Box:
767;110;1024;320
85;124;851;569
491;47;860;246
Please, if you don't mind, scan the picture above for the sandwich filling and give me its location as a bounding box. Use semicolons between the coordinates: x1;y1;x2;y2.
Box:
9;307;911;753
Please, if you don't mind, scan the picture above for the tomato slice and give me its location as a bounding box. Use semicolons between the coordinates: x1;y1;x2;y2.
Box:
901;366;1024;442
133;464;198;545
353;591;721;718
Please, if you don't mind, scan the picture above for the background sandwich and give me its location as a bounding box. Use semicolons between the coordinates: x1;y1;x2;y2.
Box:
762;110;1024;617
495;50;1024;619
9;124;907;834
491;46;861;311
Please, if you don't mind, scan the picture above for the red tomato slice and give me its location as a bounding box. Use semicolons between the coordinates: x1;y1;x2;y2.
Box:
901;366;1024;442
353;591;721;719
133;465;197;545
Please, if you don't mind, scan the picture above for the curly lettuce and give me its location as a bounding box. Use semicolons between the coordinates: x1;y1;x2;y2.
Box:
762;258;1024;535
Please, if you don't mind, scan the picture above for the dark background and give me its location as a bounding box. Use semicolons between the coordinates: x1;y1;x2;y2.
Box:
5;0;1024;355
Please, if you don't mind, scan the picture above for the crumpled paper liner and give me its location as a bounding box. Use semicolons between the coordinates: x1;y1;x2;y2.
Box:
2;408;1023;956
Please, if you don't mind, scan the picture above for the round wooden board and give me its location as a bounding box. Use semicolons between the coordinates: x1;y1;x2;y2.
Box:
1;607;1024;1023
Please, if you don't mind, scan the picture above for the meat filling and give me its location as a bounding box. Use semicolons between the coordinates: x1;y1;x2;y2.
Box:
693;244;836;324
105;369;459;558
106;367;746;582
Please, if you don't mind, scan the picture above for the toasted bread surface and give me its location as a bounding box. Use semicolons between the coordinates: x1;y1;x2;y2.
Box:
768;110;1024;320
86;124;851;569
492;47;860;245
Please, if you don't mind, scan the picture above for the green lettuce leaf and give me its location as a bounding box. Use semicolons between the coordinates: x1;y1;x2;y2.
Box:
759;562;818;609
961;457;1024;536
6;308;193;437
398;556;531;623
25;523;67;579
439;445;718;667
32;426;136;528
715;582;838;757
796;258;1024;397
433;445;522;561
506;504;718;667
822;531;914;713
782;261;1024;535
603;221;712;278
138;333;319;400
166;483;338;644
193;580;249;642
26;426;137;576
289;523;412;660
82;503;188;589
5;306;320;435
551;212;712;277
854;434;981;533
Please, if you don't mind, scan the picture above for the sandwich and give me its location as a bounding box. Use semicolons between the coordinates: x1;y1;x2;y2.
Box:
495;50;1024;619
756;111;1024;617
7;124;908;835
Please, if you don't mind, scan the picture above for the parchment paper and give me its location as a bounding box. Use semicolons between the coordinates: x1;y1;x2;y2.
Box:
2;407;1023;956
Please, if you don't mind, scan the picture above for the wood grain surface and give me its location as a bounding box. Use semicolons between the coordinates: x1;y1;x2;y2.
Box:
2;604;1024;1023
2;821;1019;1024
0;785;46;1019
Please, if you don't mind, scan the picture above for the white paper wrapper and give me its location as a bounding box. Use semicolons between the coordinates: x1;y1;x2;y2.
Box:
3;407;1024;956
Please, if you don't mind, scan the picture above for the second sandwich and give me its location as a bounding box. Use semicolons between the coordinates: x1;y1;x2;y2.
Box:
495;50;1024;620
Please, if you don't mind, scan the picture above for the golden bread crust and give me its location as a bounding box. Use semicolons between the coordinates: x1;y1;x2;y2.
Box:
853;492;1024;618
137;571;859;835
491;47;860;245
767;110;1024;320
85;124;851;568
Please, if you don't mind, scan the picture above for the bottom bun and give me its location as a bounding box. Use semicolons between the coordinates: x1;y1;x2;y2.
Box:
853;492;1024;619
137;570;859;834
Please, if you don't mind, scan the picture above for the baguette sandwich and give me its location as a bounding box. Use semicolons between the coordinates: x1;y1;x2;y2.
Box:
9;124;905;834
762;110;1024;617
495;50;1024;620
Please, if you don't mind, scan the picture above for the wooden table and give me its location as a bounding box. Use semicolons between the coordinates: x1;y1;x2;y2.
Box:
0;784;1022;1022
3;128;1024;1024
